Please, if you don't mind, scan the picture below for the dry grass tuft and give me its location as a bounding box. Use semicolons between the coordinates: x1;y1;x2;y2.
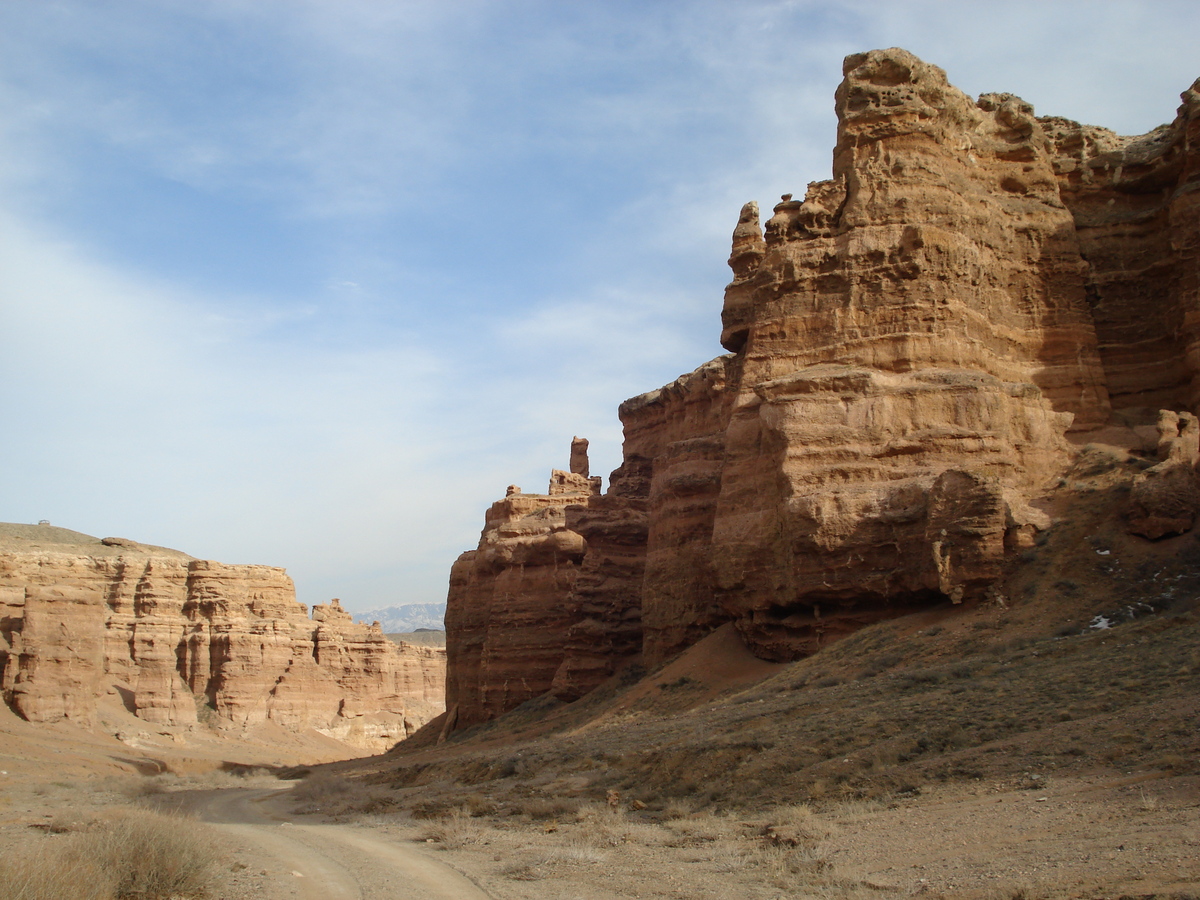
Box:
291;772;397;817
0;809;218;900
0;842;115;900
419;808;486;849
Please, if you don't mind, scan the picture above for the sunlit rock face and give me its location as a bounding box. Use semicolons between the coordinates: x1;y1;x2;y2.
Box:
442;48;1200;726
0;530;445;751
444;452;598;729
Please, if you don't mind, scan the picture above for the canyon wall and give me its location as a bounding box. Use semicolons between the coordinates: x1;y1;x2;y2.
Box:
444;443;599;729
0;525;445;752
443;48;1200;729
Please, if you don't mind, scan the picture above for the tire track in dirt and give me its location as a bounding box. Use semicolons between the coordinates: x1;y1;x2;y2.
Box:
196;788;491;900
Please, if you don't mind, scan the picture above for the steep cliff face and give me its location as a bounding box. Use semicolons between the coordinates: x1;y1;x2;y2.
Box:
444;49;1200;728
1041;76;1200;415
444;453;597;729
707;49;1107;660
0;525;444;751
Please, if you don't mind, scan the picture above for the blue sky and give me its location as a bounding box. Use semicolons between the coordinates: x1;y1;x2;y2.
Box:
2;1;1197;615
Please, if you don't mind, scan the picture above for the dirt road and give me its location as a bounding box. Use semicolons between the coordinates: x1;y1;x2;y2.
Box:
195;788;491;900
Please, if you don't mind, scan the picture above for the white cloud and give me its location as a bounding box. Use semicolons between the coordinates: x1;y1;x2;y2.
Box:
2;0;1198;614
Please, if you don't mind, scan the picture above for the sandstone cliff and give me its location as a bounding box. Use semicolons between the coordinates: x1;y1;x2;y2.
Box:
445;443;599;729
0;524;445;752
444;49;1200;729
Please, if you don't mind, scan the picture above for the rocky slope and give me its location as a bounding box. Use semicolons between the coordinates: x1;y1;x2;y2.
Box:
443;48;1200;731
0;524;445;752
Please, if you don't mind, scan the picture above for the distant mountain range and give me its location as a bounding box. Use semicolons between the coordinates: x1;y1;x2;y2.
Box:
352;602;446;633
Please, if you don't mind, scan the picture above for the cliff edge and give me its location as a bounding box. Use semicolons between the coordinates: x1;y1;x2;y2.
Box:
444;48;1200;730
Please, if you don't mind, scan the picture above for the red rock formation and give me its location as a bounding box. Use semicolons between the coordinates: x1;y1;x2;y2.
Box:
444;49;1200;728
444;458;593;728
1042;75;1200;415
0;525;444;751
550;453;651;701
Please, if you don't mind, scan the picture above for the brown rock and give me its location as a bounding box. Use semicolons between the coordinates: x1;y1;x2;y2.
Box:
1127;410;1200;538
444;449;592;727
443;49;1200;728
570;436;590;477
550;456;650;701
0;526;445;751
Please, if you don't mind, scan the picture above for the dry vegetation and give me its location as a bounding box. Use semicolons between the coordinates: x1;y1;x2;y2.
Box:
288;477;1200;898
0;769;287;900
0;809;218;900
2;475;1198;898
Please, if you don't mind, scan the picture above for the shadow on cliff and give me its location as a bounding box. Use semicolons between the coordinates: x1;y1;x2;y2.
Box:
318;470;1200;818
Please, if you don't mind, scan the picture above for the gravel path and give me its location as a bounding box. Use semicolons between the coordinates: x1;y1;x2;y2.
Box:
195;788;491;900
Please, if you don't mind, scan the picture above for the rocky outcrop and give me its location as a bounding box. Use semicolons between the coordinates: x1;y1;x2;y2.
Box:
444;451;597;729
0;525;444;751
1127;410;1200;538
444;49;1200;728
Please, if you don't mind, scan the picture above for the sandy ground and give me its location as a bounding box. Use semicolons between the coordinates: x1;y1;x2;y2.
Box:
318;772;1200;900
190;788;489;899
1;719;1197;900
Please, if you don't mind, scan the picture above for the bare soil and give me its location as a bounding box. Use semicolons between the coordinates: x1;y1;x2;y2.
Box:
3;471;1199;898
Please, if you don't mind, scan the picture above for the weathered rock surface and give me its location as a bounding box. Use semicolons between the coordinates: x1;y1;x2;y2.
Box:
0;524;444;751
444;460;594;730
444;49;1200;728
1127;410;1200;539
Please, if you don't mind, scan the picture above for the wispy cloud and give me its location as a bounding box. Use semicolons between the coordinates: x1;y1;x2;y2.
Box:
2;0;1197;611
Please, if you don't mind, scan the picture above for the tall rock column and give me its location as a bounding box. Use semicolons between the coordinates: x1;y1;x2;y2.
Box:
444;446;592;728
700;48;1109;660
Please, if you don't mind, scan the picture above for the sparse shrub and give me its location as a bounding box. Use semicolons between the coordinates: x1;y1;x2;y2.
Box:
662;809;738;847
121;775;169;799
420;808;485;849
462;792;499;817
660;798;693;820
1154;752;1189;771
515;796;581;821
291;773;354;812
410;798;459;819
0;840;115;900
858;653;902;678
764;803;829;843
659;675;699;691
0;809;217;900
193;693;219;728
96;811;218;898
291;772;396;816
501;860;545;881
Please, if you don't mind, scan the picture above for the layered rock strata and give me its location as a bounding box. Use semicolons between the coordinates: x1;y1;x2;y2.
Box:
445;448;597;729
0;525;444;751
445;49;1200;727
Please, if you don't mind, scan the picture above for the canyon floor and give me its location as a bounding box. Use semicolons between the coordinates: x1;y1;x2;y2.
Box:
1;753;1196;900
2;478;1199;898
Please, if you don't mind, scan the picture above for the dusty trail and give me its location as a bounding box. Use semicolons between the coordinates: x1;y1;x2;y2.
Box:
194;788;491;900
